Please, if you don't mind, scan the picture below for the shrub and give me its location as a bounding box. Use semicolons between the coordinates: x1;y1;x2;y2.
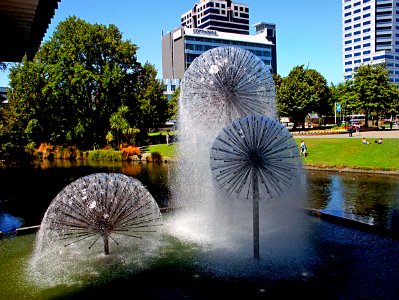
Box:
151;151;162;163
37;143;54;159
88;149;122;161
121;146;141;161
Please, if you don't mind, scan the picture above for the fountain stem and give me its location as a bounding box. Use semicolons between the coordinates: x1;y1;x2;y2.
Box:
103;233;110;255
252;170;260;260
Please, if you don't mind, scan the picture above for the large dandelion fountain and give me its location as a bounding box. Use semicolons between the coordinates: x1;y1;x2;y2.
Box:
210;115;301;259
171;46;305;262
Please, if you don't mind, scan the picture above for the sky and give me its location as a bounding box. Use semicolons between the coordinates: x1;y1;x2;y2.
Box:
0;0;343;87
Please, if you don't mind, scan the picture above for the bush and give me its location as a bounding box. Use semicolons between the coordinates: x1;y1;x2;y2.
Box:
88;149;122;161
121;146;141;161
151;151;162;163
37;143;54;159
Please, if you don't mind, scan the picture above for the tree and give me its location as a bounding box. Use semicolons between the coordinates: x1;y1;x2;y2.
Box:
349;64;398;127
2;16;143;153
275;65;332;129
109;105;130;149
135;63;170;133
167;87;180;121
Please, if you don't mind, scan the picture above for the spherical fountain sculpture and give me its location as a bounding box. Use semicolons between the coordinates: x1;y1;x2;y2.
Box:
33;173;162;256
28;173;163;287
210;115;301;259
179;46;276;136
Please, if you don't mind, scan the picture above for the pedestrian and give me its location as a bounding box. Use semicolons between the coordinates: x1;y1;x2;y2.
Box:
348;126;353;137
300;140;307;157
166;132;170;145
355;124;360;136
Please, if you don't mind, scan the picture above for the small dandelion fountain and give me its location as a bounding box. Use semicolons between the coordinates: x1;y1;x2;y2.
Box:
34;173;162;256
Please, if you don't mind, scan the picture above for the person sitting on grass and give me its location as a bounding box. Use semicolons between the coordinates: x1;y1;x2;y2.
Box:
375;137;383;144
362;137;369;145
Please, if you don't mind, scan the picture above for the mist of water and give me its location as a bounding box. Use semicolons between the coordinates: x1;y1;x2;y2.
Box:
166;46;312;273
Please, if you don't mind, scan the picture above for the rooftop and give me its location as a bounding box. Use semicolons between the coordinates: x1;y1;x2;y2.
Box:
0;0;60;62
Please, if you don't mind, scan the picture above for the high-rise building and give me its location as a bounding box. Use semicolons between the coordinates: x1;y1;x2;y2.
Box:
342;0;399;83
162;0;277;99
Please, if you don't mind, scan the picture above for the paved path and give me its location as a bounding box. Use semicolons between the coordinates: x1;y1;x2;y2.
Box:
293;128;399;139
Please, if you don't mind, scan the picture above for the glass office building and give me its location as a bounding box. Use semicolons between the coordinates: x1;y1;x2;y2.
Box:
162;0;277;99
342;0;399;83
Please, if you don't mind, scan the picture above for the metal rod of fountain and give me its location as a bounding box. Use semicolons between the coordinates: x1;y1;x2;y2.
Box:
252;169;260;260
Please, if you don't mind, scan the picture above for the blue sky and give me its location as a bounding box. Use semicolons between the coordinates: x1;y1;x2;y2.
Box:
0;0;342;86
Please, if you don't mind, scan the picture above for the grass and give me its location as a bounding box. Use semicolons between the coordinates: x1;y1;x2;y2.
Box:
297;138;399;171
143;143;177;158
143;138;399;171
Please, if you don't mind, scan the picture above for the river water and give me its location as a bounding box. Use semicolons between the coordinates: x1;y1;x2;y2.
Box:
0;160;398;233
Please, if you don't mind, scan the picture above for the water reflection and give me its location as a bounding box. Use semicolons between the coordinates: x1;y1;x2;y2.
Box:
306;170;399;231
0;160;398;233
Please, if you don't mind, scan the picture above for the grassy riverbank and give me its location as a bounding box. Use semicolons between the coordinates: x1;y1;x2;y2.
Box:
146;138;399;171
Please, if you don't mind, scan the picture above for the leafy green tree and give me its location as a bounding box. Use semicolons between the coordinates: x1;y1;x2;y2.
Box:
135;63;170;134
349;64;398;127
167;87;180;121
3;16;142;151
109;105;130;149
275;65;332;129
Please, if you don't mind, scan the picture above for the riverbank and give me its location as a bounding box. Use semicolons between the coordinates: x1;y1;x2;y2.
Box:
150;128;399;174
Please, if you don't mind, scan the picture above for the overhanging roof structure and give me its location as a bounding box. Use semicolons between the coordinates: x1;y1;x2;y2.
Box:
0;0;61;62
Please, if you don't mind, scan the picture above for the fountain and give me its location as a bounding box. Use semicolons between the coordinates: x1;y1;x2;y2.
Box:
210;115;301;259
169;46;306;265
28;173;163;286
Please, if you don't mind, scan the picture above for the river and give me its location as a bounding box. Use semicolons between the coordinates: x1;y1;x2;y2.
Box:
0;160;398;234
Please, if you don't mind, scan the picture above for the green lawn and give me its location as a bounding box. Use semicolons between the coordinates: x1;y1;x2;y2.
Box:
143;138;399;171
144;143;177;158
296;138;399;171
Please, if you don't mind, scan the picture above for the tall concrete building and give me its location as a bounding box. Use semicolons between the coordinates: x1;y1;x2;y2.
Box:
162;0;277;99
342;0;399;83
